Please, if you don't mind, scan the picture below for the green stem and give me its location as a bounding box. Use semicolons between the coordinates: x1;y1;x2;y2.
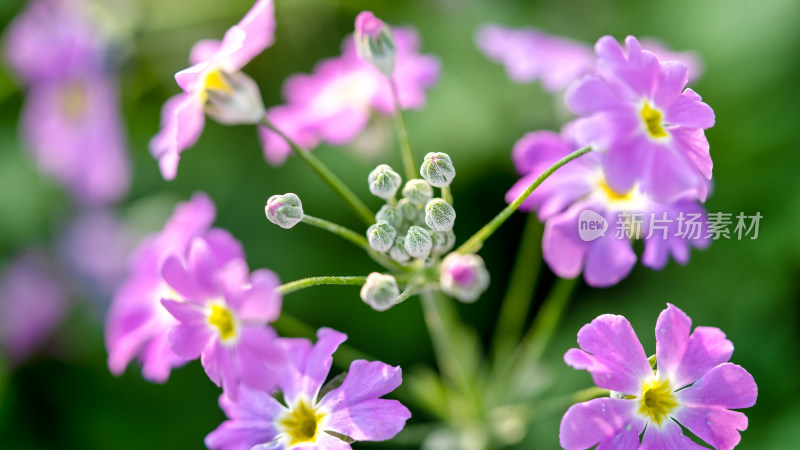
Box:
300;215;404;271
441;185;453;205
517;276;579;367
457;146;592;254
277;276;368;295
261;118;374;225
389;78;417;181
491;215;544;363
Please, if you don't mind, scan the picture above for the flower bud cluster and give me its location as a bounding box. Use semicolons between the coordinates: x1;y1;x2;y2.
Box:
365;157;457;263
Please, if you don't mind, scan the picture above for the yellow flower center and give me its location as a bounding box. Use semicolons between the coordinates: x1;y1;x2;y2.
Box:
278;399;326;446
199;68;234;102
207;304;237;342
60;82;88;121
637;377;679;427
640;102;668;139
598;179;635;202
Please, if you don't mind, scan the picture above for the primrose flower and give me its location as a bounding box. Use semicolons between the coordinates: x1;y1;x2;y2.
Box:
105;193;244;382
561;304;757;449
566;36;715;203
476;25;704;91
507;130;709;287
150;0;275;180
0;251;68;362
4;0;130;205
160;239;285;396
258;21;440;164
205;328;411;449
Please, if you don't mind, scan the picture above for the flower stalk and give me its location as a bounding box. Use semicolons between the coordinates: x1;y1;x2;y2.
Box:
388;78;417;181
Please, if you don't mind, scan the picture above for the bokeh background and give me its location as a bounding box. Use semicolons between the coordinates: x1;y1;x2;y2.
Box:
1;0;798;448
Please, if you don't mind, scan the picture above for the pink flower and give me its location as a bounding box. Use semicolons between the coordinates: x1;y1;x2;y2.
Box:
259;24;440;165
0;251;68;362
561;304;757;449
506;130;709;287
476;25;704;91
160;239;284;396
105;192;244;382
206;328;410;449
150;0;275;180
566;36;715;203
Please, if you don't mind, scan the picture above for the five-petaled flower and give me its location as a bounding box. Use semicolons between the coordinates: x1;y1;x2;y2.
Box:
560;304;757;449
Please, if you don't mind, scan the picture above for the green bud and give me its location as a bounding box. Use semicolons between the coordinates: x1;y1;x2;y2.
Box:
402;179;434;205
420;152;456;187
375;205;403;228
360;272;400;311
366;221;397;252
265;193;303;229
405;225;433;259
425;198;456;232
389;235;410;263
431;230;456;255
368;164;402;199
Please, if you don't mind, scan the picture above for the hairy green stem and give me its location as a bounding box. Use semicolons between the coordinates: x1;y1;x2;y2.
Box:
261;118;374;225
277;276;368;295
388;78;417;181
441;185;453;205
457;146;592;254
300;215;403;271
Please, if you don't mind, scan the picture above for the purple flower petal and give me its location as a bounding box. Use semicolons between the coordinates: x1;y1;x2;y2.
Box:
566;76;625;115
564;314;652;394
583;233;637;288
324;398;411;442
320;360;403;411
542;204;589;279
281;328;347;404
205;419;278;450
639;419;707;449
665;89;715;130
216;0;275;71
559;398;644;450
236;326;284;394
236;269;282;323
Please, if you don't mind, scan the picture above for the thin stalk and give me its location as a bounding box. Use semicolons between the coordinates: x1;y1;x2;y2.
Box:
441;185;453;205
277;276;368;295
261;118;374;225
388;78;416;180
300;215;404;271
457;146;592;254
491;215;544;363
517;276;580;367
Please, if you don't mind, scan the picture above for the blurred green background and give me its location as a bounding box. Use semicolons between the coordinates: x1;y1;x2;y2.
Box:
1;0;798;448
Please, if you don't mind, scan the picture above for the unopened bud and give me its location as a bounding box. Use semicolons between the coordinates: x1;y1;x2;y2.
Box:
367;221;397;252
354;11;396;76
425;198;456;232
440;253;490;303
420;152;456;187
397;198;421;224
368;164;402;199
402;179;434;205
265;193;303;229
204;70;265;125
376;204;403;228
360;273;400;311
389;235;410;263
405;226;433;259
431;230;456;255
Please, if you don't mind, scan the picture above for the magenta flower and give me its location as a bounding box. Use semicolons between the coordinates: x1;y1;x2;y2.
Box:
476;25;703;91
566;35;715;203
561;304;757;449
0;251;68;362
259;23;440;164
150;0;275;180
105;192;244;382
506;130;708;287
160;238;284;396
4;0;130;206
206;328;411;449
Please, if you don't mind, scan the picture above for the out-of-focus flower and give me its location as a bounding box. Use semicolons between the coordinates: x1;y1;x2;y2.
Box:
566;36;715;203
205;328;410;449
259;24;440;165
506;130;709;287
0;251;68;362
354;11;396;76
476;25;704;92
561;304;757;449
160;239;284;396
3;0;130;206
150;0;275;180
105;193;244;382
439;253;490;303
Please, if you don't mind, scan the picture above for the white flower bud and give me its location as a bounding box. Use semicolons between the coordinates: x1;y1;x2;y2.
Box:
375;204;403;228
425;198;456;232
405;226;433;259
440;253;490;303
204;70;265;125
265;193;303;229
402;179;434;205
367;221;397;252
397;198;421;224
389;235;410;263
431;230;456;255
368;164;402;200
420;152;456;187
354;12;396;76
360;272;400;311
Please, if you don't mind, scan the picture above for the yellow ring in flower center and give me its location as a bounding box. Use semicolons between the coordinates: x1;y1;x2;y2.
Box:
640;102;668;139
637;377;679;427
